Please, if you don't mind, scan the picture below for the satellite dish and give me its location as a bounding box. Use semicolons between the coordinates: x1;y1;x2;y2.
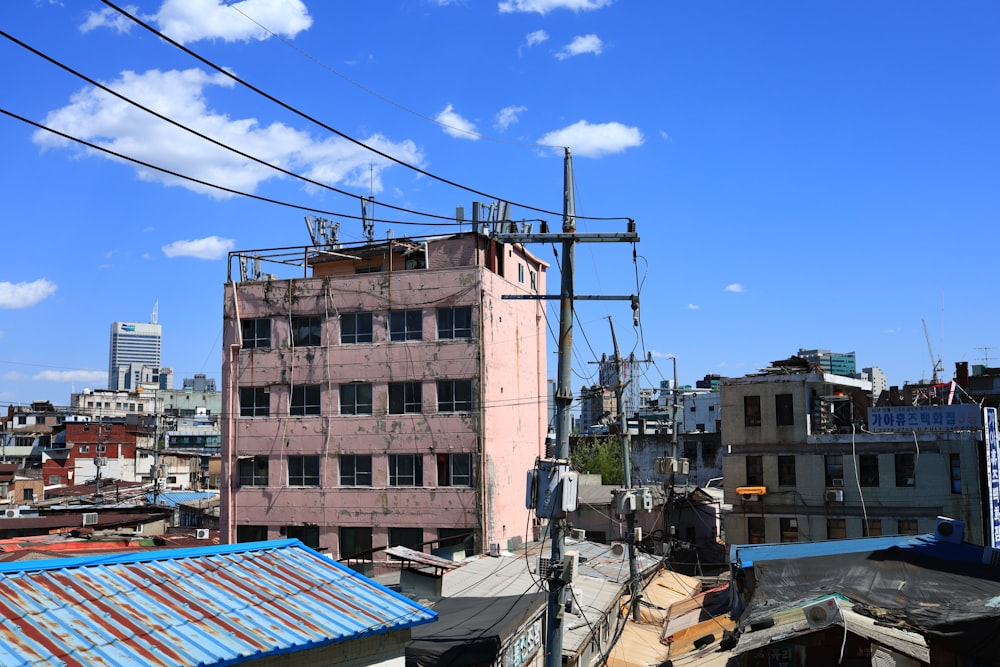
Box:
803;597;842;629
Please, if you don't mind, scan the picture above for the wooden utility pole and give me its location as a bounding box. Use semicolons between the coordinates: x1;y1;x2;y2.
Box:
497;147;638;667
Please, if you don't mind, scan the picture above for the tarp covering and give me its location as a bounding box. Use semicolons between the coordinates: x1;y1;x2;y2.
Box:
406;593;546;667
743;542;1000;662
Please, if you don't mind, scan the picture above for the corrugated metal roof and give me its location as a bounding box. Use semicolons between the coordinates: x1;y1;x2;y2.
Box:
730;534;918;568
148;491;217;508
0;538;436;666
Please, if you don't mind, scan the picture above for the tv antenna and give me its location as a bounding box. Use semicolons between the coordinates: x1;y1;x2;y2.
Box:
304;215;340;249
361;197;375;242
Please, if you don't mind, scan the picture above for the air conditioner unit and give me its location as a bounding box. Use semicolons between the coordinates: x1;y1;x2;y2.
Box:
935;516;965;544
825;489;844;503
489;542;501;557
4;509;20;519
196;528;210;540
803;596;842;629
831;478;844;487
82;512;98;526
569;528;586;541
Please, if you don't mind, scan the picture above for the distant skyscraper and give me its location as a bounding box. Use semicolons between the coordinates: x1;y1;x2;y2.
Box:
797;348;857;376
108;321;162;390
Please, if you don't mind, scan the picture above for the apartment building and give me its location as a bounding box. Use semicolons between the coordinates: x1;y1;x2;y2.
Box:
721;358;992;546
220;233;548;561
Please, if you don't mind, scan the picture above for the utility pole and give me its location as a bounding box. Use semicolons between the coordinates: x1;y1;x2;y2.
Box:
497;148;639;667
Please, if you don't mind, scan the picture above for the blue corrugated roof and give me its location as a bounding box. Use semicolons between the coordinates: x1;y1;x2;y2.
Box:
730;533;990;568
0;539;436;666
147;490;217;507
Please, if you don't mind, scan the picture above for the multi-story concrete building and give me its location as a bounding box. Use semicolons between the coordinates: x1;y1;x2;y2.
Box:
796;348;857;376
108;321;163;390
220;233;548;561
720;358;992;546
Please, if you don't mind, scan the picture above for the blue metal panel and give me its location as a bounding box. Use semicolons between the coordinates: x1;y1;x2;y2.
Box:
0;540;436;666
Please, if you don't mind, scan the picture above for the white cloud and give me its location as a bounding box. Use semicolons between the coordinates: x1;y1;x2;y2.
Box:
499;0;612;15
162;236;234;259
33;370;107;384
538;120;643;158
496;105;527;131
0;279;57;309
80;5;141;34
649;350;676;360
526;29;549;47
435;104;479;140
34;68;424;198
659;130;672;142
724;283;746;293
556;34;603;60
154;0;312;44
687;303;700;310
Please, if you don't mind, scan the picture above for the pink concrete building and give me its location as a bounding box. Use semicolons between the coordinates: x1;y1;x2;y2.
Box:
221;233;548;563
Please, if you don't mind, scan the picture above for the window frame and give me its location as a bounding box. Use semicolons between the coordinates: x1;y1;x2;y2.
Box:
779;517;798;543
777;455;796;487
340;526;373;559
291;315;323;347
339;454;373;487
437;379;473;413
389;381;423;414
389;454;423;487
745;455;763;486
775;393;794;426
388;527;423;551
950;452;961;494
437;452;472;487
340;383;373;415
437;306;473;340
895;452;915;487
241;318;271;350
239;387;270;417
389;309;423;342
859;454;880;487
238;455;269;487
825;454;845;487
827;518;847;539
287;455;320;486
340;312;374;344
290;385;321;416
744;395;762;427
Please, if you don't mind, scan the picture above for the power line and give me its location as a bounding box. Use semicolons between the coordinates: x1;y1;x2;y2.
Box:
99;0;630;224
226;3;556;150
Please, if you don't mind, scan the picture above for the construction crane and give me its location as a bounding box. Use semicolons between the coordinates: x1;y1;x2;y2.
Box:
922;319;943;384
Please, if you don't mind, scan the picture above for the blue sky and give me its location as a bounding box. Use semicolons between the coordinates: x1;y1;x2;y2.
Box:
1;0;998;408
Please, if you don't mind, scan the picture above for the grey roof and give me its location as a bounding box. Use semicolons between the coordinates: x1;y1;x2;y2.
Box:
441;539;658;660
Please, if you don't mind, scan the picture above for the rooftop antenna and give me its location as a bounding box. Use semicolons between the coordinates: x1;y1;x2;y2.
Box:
362;197;375;242
304;216;340;249
150;301;158;325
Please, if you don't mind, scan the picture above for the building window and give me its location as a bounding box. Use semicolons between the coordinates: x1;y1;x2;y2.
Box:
239;387;269;417
859;454;880;487
529;270;537;291
389;454;423;486
389;527;423;551
79;445;90;453
238;456;269;486
340;527;373;559
744;395;761;427
285;525;320;549
389;310;423;342
241;318;271;349
779;518;798;543
236;525;268;542
340;312;373;344
775;393;794;426
950;453;961;494
339;455;372;486
340;383;373;415
747;517;765;544
864;519;882;537
898;519;919;535
517;263;525;283
895;453;915;487
827;518;847;539
439;528;475;556
288;455;320;486
22;489;34;502
389;382;423;414
745;455;763;486
290;385;321;416
438;380;473;412
291;315;322;346
437;306;473;340
437;453;472;487
777;455;796;487
825;454;844;487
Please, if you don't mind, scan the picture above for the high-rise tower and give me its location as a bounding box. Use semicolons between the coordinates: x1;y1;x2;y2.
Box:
108;321;162;390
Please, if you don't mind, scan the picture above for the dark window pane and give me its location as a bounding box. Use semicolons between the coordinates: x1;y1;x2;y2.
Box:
290;385;321;416
291;315;322;346
340;313;373;344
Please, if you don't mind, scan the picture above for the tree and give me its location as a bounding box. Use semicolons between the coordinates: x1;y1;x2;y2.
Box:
571;435;623;486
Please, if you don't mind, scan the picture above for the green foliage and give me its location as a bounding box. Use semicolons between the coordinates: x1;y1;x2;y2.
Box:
571;435;624;486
